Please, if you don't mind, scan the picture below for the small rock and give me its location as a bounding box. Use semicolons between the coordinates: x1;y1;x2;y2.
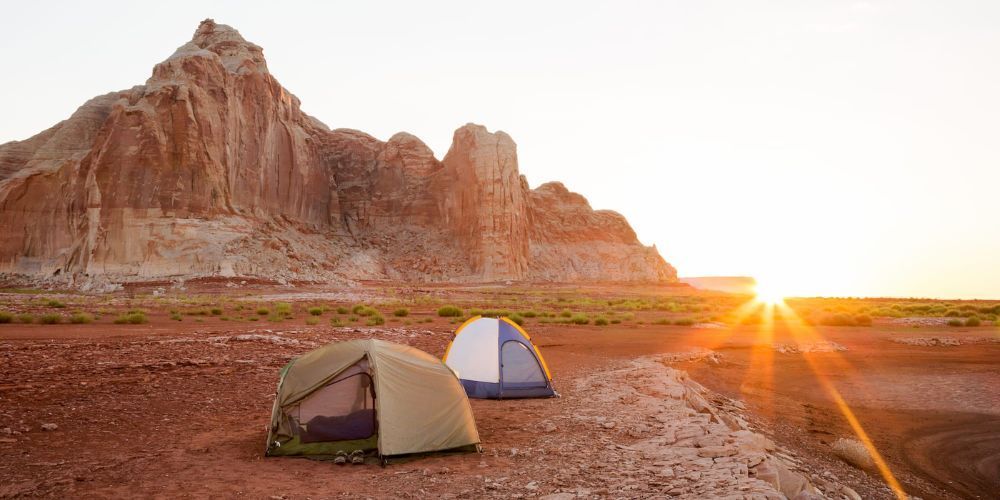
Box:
601;421;616;429
41;423;58;431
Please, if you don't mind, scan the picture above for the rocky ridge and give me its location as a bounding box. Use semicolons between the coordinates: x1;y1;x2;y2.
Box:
0;19;675;286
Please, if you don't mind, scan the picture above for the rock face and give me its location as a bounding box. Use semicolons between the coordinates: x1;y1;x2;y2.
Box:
0;19;676;285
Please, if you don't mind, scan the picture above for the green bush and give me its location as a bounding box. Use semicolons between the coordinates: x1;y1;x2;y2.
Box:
393;308;410;317
248;316;259;322
308;307;324;316
114;312;148;324
570;313;589;325
210;307;223;316
275;303;293;316
594;316;609;326
0;311;12;324
560;309;573;318
520;310;538;318
366;314;385;326
39;313;63;324
330;317;344;327
256;307;270;316
17;313;34;324
947;318;963;327
170;312;183;321
336;306;349;314
507;314;525;326
965;316;981;327
437;305;463;317
46;299;66;308
69;312;94;324
354;306;378;317
305;317;320;326
349;315;359;322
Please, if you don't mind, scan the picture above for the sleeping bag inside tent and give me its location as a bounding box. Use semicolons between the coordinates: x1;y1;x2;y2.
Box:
265;339;480;459
443;316;556;399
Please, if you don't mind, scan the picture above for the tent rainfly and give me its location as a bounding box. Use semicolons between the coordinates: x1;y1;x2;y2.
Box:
443;316;556;399
266;339;480;460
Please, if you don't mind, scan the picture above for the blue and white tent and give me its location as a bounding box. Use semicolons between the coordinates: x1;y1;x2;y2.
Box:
443;316;556;399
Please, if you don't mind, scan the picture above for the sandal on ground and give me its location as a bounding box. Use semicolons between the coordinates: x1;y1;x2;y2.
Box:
333;450;348;465
350;450;365;465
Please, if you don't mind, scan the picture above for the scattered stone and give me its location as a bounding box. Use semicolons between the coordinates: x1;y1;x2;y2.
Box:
40;423;58;431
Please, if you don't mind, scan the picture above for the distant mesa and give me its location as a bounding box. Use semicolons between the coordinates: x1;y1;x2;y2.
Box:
0;19;676;287
680;277;757;294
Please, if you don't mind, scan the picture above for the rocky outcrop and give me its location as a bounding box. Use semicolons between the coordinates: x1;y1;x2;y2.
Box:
0;19;676;285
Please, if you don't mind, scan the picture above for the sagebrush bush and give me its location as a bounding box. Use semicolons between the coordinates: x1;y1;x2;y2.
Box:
507;314;525;326
336;306;349;314
594;316;609;326
560;309;573;318
308;307;324;316
366;314;385;326
17;313;34;324
256;307;270;316
853;314;873;326
965;316;981;327
437;305;463;317
114;312;147;324
69;312;94;324
46;299;66;308
210;307;223;316
521;310;538;318
674;318;695;326
393;308;410;317
0;311;13;324
305;317;320;326
39;313;63;324
570;313;589;325
947;318;963;327
355;306;378;317
275;303;293;316
170;312;183;321
330;317;344;327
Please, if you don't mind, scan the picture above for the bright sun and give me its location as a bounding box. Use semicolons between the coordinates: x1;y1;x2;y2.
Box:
753;280;786;305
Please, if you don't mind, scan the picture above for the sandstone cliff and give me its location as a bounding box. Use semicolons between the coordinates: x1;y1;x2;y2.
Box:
0;19;676;286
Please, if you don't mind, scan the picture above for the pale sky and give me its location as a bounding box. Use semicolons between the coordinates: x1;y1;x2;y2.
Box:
2;1;998;299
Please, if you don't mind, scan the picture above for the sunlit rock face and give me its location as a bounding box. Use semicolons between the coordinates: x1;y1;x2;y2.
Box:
0;19;676;285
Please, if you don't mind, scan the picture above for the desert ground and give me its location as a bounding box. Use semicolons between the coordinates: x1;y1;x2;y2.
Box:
1;281;997;499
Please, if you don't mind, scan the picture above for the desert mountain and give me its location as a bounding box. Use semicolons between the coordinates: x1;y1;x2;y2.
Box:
0;19;676;286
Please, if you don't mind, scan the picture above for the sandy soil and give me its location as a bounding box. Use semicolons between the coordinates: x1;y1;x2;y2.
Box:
1;284;997;499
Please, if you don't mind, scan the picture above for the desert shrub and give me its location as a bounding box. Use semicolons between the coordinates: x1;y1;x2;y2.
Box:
353;306;377;317
352;304;368;314
170;312;183;321
507;314;525;326
336;306;349;314
653;318;672;325
853;314;873;326
46;299;66;308
520;310;538;318
366;314;385;326
594;316;609;326
114;312;147;324
307;307;324;316
437;305;463;317
831;438;875;470
560;309;573;318
611;319;622;324
330;317;344;327
248;316;259;322
674;318;695;326
275;303;293;316
0;311;12;324
965;316;981;327
219;316;230;321
69;312;94;324
17;313;34;324
256;307;270;316
423;317;433;323
39;313;62;324
944;309;962;317
570;313;589;325
947;318;963;327
305;317;320;326
468;309;484;317
820;313;856;327
349;315;359;322
210;307;223;316
393;308;410;317
621;312;636;321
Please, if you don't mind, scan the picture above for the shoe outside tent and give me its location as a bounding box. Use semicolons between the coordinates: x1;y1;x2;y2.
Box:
265;339;480;460
443;316;556;399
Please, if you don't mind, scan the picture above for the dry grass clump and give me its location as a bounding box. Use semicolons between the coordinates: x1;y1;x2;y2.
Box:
307;307;324;316
17;313;34;324
393;308;410;317
305;317;320;326
46;299;66;308
437;305;462;317
507;314;525;326
594;316;609;326
366;313;385;326
0;311;12;324
336;306;349;314
114;312;148;324
39;313;63;324
69;312;94;324
831;438;876;471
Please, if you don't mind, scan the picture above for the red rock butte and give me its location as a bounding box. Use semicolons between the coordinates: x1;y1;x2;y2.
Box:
0;19;676;287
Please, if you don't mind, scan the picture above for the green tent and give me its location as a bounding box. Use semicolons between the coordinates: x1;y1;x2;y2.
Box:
265;339;480;459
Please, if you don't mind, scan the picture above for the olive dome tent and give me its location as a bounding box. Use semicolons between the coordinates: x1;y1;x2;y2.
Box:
266;339;480;459
443;316;556;399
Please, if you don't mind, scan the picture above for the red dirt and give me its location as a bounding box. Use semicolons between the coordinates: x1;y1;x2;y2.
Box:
1;286;997;499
